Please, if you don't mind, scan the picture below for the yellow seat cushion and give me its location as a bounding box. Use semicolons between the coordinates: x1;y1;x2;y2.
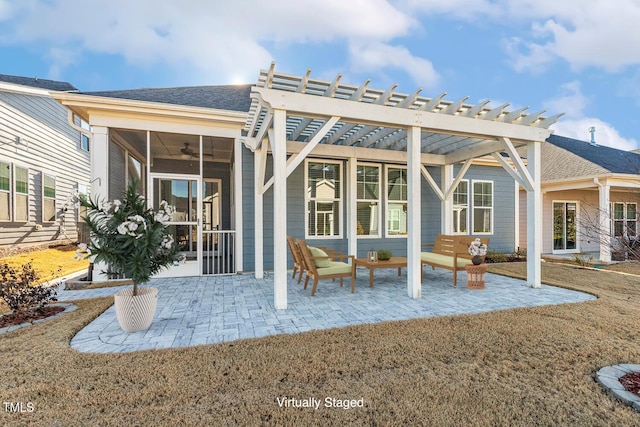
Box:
316;261;352;275
309;246;331;268
421;252;471;268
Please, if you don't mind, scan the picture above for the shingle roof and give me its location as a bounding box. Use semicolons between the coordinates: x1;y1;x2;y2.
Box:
81;84;253;112
542;134;640;180
0;74;77;91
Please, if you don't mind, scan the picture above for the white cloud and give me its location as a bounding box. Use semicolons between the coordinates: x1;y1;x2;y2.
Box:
545;81;639;151
349;41;440;90
551;118;639;151
0;0;420;85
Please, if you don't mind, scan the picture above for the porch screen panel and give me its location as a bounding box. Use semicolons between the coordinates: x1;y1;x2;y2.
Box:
307;161;341;237
0;162;9;221
108;142;126;200
356;165;380;237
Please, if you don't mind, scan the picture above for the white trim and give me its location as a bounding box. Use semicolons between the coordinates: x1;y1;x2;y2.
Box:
304;158;344;239
471;179;494;235
452;179;469;234
42;172;56;223
233;136;243;272
13;164;29;223
0;160;10;222
385;165;408;238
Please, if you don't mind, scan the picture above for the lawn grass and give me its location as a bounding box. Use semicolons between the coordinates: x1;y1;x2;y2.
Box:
1;263;639;425
0;244;89;283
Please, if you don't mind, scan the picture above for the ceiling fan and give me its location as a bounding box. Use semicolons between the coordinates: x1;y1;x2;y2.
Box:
179;142;216;161
180;143;196;159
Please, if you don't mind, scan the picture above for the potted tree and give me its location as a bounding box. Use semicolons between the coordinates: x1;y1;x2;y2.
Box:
80;180;180;332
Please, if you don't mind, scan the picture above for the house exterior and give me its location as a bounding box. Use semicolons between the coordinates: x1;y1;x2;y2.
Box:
0;74;91;248
518;134;640;262
53;63;559;308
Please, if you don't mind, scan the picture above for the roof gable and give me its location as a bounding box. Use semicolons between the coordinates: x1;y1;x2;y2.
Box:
0;74;77;91
81;84;253;112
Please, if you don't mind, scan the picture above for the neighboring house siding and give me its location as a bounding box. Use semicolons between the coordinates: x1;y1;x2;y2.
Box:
240;147;517;271
541;189;640;255
0;91;90;247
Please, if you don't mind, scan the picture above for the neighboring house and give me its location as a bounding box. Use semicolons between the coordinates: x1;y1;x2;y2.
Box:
517;134;640;262
0;74;91;247
53;63;559;309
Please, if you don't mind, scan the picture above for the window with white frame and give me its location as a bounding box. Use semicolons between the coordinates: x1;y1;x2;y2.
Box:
452;180;469;234
306;161;342;237
472;180;493;234
43;173;56;222
79;118;90;151
14;166;28;222
356;164;380;237
0;161;9;221
386;167;407;236
612;202;637;237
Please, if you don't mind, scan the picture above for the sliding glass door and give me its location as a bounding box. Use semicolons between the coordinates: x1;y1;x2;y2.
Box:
553;201;578;252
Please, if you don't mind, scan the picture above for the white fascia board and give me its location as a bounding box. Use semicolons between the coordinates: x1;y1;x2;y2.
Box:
253;87;553;143
52;92;248;124
0;81;56;97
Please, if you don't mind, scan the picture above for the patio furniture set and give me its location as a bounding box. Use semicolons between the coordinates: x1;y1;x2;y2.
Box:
287;235;490;296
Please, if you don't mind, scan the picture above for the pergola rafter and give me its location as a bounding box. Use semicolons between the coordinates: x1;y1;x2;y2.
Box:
245;62;557;309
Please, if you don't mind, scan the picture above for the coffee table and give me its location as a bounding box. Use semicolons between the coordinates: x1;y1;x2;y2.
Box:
354;257;407;287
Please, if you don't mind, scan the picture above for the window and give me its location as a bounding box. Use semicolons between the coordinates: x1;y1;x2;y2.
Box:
306;161;342;237
452;180;468;233
43;174;56;222
14;166;28;222
80;118;90;151
0;161;9;221
472;180;493;234
386;167;407;236
356;164;380;237
612;202;637;237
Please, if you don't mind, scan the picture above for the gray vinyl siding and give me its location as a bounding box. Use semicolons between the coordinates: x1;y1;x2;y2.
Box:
0;90;91;246
241;148;517;271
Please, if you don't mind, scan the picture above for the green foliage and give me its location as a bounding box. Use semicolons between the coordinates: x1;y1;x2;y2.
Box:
377;249;393;261
80;180;180;294
0;262;58;313
573;254;594;267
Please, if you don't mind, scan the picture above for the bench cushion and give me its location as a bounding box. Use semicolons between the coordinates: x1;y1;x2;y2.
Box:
309;246;332;268
421;252;471;268
316;262;352;275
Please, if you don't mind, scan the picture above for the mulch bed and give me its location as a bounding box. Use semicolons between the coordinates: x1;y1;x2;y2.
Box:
620;372;640;398
0;306;65;328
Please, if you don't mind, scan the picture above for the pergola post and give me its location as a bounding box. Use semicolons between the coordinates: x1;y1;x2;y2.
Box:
347;157;358;258
273;109;288;309
441;164;453;234
407;126;422;298
526;141;542;288
253;148;264;279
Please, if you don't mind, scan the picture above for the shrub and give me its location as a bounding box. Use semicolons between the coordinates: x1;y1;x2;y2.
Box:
0;262;58;313
484;250;508;263
377;249;392;261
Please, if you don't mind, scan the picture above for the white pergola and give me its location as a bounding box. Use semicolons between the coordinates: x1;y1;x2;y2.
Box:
243;62;560;309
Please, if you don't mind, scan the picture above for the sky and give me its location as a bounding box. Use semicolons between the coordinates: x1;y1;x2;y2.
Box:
1;0;639;150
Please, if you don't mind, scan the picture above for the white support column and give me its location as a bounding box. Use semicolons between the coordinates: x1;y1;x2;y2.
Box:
598;181;612;262
514;181;520;252
234;135;244;272
254;148;264;279
347;157;358;258
90;126;109;281
441;164;453;234
407;126;422;299
273;109;288;309
526;141;542;288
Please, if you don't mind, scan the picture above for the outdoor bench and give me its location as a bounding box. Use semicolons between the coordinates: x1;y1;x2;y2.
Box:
421;234;490;287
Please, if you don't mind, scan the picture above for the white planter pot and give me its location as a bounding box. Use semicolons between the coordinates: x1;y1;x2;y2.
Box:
114;286;158;333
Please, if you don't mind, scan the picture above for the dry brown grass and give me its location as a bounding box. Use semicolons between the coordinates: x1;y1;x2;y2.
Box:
1;263;640;426
0;244;89;282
